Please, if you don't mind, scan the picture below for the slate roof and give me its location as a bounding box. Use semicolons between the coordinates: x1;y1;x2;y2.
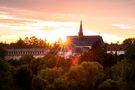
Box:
67;35;104;46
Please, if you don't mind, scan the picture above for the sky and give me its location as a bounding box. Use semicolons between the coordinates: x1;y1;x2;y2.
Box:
0;0;135;43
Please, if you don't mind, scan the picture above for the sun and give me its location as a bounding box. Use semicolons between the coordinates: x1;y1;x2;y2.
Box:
45;31;65;44
29;21;77;45
33;30;68;44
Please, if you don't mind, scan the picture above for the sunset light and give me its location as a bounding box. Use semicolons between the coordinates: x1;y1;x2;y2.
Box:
1;1;135;90
0;0;135;44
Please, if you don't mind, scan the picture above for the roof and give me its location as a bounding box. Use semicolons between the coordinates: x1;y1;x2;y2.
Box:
107;44;127;51
6;48;47;52
67;35;104;46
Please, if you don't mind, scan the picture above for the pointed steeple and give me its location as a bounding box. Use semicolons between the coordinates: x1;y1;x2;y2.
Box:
78;20;83;37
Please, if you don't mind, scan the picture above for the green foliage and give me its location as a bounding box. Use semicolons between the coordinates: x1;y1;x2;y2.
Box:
122;63;135;83
0;59;10;72
111;61;124;80
0;59;16;90
37;61;104;90
39;67;63;84
29;54;66;75
30;58;47;75
0;47;6;59
19;55;34;65
14;65;33;90
125;44;135;61
97;79;119;90
118;61;135;90
53;76;67;90
42;53;57;68
80;46;116;68
8;60;21;68
1;37;135;90
32;76;46;90
66;61;105;90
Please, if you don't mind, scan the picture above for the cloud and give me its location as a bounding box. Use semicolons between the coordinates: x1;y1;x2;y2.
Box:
0;8;79;41
0;8;40;27
0;7;79;29
112;24;133;29
0;0;135;17
0;1;134;43
0;9;79;43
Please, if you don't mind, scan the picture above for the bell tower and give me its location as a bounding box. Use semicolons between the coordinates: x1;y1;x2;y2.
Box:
78;20;83;37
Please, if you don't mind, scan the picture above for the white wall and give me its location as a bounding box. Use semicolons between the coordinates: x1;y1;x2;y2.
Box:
107;51;125;55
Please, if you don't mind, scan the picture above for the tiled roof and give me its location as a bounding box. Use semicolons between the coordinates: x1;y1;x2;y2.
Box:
107;44;127;51
6;48;47;52
67;35;104;46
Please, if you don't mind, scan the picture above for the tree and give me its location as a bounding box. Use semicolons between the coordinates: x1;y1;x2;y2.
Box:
80;46;116;68
9;36;49;48
30;58;47;75
125;44;135;61
8;60;20;68
29;36;39;47
0;59;16;90
14;66;33;90
120;44;135;89
32;76;46;90
0;47;6;59
123;38;135;45
19;55;34;65
39;67;63;84
119;61;135;90
53;76;67;90
111;61;124;80
10;38;27;48
66;61;105;90
98;79;119;90
41;53;57;68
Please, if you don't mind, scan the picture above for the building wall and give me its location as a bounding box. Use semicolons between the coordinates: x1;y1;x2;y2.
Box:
107;50;125;55
5;48;50;60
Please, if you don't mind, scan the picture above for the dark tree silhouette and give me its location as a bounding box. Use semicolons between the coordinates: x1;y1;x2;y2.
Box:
125;44;135;61
0;47;6;59
14;66;33;90
123;38;135;45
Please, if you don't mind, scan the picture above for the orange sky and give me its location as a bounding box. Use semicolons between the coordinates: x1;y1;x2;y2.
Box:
0;0;135;44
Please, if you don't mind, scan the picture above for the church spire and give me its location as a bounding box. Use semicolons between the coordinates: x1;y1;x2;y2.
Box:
78;20;83;37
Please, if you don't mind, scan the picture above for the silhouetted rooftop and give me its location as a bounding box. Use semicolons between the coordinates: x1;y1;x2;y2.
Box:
107;44;127;51
67;35;104;46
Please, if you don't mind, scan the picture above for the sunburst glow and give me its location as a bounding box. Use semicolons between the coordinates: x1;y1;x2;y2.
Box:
0;1;135;44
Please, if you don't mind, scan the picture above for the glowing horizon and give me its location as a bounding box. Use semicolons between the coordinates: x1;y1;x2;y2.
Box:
0;0;135;44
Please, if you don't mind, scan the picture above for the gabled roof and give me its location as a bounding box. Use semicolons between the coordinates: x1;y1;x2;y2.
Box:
67;35;104;46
